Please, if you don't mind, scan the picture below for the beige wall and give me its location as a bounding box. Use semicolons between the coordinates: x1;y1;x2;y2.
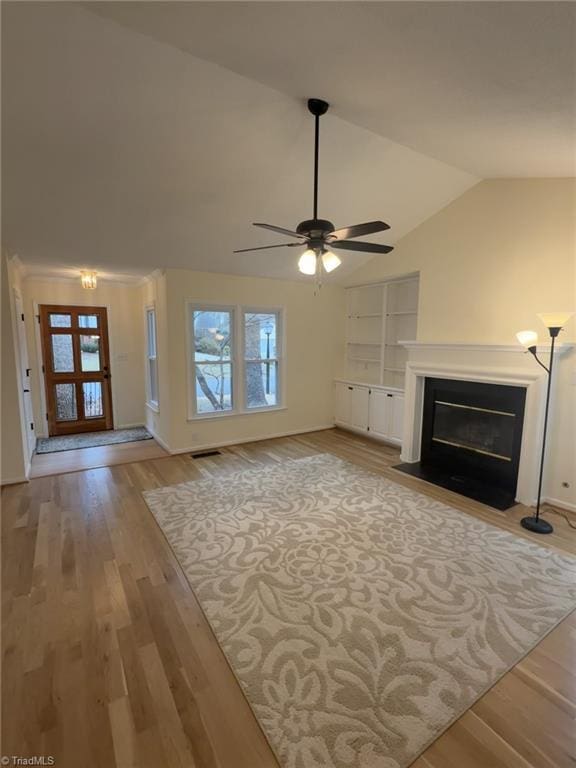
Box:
347;179;576;508
22;279;146;436
146;269;345;452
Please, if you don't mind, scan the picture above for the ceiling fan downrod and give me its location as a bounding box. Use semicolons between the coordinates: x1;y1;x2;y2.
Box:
308;98;329;222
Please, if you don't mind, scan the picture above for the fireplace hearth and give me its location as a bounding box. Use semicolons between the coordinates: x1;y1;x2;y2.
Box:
396;377;526;510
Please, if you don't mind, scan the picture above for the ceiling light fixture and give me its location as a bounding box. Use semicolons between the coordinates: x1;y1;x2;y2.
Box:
234;98;394;278
298;248;318;275
80;270;97;290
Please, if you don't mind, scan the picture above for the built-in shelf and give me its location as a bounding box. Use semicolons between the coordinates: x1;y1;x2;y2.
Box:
345;275;420;389
386;311;418;316
350;357;380;363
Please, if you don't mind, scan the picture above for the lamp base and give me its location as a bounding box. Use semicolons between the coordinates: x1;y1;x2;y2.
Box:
520;516;553;534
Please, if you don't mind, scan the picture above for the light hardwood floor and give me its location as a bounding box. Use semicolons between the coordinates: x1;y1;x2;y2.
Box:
29;437;169;479
2;428;575;767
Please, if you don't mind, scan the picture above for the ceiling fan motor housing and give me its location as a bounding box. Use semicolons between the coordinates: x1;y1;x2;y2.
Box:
296;219;334;238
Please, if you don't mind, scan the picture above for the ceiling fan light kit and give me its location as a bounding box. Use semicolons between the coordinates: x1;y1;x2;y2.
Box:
234;98;394;279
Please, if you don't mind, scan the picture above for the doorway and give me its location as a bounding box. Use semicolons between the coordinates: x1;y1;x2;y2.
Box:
39;305;114;436
14;291;36;459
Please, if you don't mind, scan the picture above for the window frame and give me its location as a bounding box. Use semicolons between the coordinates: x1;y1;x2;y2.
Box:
186;302;285;420
242;308;282;411
145;305;159;410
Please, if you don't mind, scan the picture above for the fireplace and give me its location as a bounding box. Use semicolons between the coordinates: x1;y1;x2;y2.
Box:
397;377;526;509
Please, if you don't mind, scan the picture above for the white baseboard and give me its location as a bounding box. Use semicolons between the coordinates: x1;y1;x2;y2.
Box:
145;427;172;454
166;424;335;456
1;474;29;486
116;422;146;430
543;496;576;514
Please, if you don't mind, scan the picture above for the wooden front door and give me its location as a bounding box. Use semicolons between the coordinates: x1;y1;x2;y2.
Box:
39;305;114;436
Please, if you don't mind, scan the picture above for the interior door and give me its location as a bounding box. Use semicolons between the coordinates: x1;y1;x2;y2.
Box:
14;292;36;458
39;305;114;436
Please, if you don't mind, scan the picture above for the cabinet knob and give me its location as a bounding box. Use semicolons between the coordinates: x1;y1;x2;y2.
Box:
348;386;353;391
387;393;393;397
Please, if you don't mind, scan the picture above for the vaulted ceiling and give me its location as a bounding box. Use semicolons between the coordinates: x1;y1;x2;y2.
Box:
2;2;572;283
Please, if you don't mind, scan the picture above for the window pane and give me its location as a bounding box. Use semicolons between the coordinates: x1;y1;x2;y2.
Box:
244;313;277;359
55;383;77;421
83;382;103;418
147;310;157;356
52;334;74;372
194;310;232;362
148;358;158;403
80;335;101;371
195;362;233;413
79;314;98;328
246;361;278;408
49;313;71;328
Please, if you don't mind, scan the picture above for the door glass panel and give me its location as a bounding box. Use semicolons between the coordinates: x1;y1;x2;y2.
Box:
55;383;77;421
79;314;98;329
80;335;101;371
49;313;71;328
83;382;103;418
52;334;74;372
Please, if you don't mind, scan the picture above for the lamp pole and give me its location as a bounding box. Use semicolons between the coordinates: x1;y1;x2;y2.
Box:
521;332;557;534
517;312;573;534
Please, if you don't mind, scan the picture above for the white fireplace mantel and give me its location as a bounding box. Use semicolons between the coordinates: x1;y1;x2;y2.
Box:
398;342;573;506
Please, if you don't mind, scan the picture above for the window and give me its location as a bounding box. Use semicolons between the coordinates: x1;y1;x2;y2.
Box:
244;311;280;409
191;307;234;414
146;307;159;407
189;304;283;417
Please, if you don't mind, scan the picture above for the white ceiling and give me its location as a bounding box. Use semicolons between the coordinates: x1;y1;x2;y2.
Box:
10;2;571;284
87;1;576;178
2;2;477;282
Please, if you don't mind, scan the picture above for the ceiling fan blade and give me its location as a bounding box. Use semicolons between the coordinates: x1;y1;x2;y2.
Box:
331;240;394;254
233;242;303;253
253;222;304;238
330;221;390;240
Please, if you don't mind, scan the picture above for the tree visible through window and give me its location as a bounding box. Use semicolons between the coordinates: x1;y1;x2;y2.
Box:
190;306;282;415
244;312;279;408
193;309;233;413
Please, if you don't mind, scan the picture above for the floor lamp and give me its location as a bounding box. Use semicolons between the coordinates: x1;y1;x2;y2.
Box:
516;312;573;534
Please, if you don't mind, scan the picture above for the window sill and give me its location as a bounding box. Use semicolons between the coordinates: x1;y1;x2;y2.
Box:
146;401;160;413
188;405;286;422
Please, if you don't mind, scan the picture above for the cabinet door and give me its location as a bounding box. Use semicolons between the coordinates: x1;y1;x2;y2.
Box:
335;382;352;425
350;386;370;431
368;389;391;438
388;394;404;442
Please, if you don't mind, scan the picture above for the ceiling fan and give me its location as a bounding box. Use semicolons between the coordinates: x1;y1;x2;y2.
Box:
233;98;394;276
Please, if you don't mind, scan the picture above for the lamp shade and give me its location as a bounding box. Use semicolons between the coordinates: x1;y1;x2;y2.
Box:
537;312;574;329
321;249;341;273
516;330;538;349
298;249;317;275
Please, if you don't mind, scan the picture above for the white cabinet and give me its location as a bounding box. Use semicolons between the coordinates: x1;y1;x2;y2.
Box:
387;394;404;442
334;382;404;446
367;389;391;439
335;382;352;425
350;386;369;431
